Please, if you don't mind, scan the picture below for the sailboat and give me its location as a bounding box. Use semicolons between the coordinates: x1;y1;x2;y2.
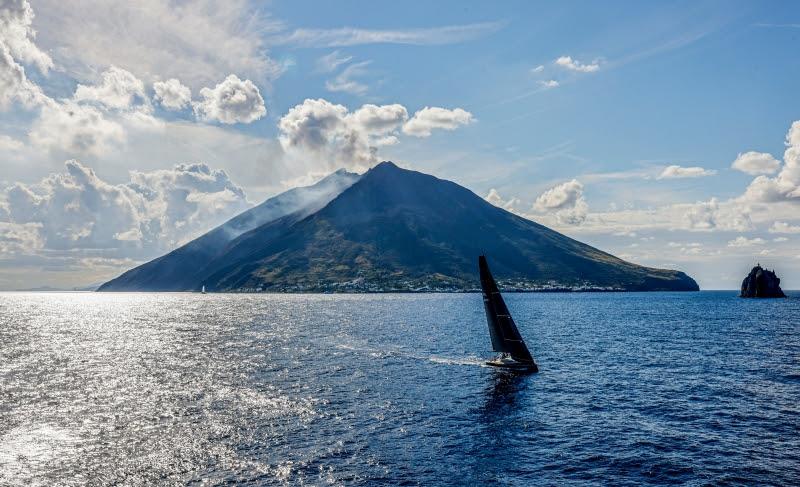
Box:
479;255;538;372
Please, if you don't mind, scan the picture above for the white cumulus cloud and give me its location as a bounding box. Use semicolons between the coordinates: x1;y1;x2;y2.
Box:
348;103;408;134
73;66;147;109
29;101;126;156
0;0;53;73
534;179;583;210
402;107;474;137
279;99;406;170
533;179;588;225
485;188;519;211
153;78;192;110
1;160;250;254
732;151;781;175
5;160;146;249
741;121;800;203
193;74;266;124
278;100;473;171
0;26;159;157
127;162;250;248
25;67;163;157
683;197;752;232
684;199;717;230
555;56;601;73
0;0;53;111
279;98;356;166
0;221;43;255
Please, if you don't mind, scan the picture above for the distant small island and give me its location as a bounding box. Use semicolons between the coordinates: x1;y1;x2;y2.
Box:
740;264;786;298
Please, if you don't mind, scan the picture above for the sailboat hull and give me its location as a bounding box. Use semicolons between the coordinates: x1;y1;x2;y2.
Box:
485;356;538;372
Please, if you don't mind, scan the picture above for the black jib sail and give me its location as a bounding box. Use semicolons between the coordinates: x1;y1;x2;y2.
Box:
479;255;535;364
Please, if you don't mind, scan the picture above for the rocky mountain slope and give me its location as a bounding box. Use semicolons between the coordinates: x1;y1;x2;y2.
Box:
98;169;359;291
100;162;699;292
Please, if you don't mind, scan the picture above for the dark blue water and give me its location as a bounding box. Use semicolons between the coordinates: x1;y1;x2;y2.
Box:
1;291;799;485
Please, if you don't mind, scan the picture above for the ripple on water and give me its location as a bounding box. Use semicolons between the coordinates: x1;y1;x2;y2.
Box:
0;424;79;486
0;291;799;485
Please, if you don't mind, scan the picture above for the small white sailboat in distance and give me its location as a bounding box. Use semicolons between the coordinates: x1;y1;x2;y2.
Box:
479;255;538;372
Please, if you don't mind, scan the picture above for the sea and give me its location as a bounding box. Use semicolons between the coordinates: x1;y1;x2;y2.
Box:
0;291;798;486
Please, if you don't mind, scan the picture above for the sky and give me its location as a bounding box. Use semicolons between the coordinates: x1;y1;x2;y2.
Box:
1;0;799;290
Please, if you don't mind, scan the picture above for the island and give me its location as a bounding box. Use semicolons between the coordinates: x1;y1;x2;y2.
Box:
740;264;786;298
99;162;699;293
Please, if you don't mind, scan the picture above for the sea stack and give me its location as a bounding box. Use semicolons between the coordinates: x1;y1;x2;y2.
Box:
740;264;786;298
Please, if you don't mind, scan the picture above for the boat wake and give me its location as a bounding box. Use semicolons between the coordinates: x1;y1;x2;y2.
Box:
426;355;486;367
332;342;485;367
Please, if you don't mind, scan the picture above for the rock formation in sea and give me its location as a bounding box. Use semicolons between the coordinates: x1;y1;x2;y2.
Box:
740;264;786;298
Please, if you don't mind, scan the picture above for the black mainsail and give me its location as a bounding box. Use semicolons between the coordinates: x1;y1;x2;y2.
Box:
479;255;536;367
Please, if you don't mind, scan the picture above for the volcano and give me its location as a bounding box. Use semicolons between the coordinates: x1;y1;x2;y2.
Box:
99;162;698;292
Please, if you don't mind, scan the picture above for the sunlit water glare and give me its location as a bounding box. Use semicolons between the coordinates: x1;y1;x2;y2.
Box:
1;291;799;485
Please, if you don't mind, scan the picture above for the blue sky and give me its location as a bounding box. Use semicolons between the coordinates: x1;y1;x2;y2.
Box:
1;0;799;290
